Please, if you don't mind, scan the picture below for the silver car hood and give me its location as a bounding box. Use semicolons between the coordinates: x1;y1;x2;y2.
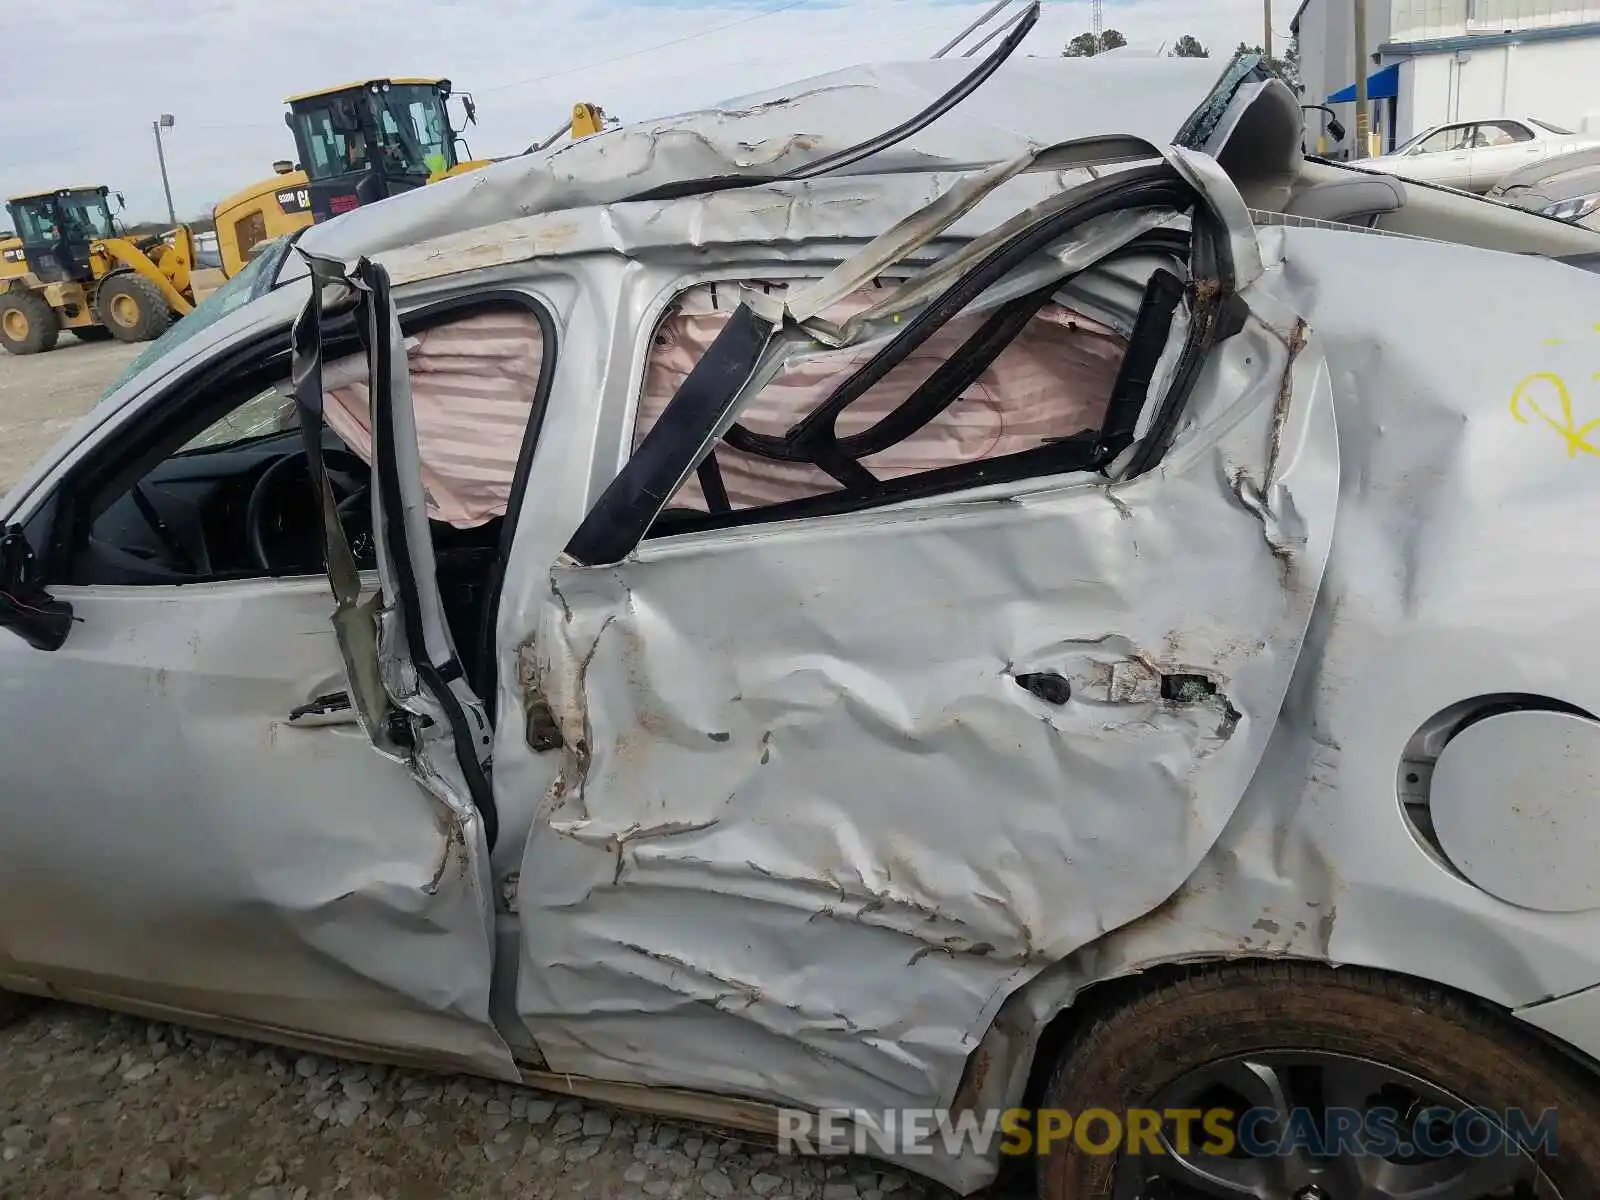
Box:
1492;144;1600;197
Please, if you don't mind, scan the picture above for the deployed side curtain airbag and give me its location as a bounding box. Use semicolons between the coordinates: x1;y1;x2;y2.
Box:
320;309;545;529
635;283;1125;511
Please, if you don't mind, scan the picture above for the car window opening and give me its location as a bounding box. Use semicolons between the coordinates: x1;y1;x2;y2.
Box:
60;301;551;711
635;278;1129;519
565;163;1209;566
627;237;1198;537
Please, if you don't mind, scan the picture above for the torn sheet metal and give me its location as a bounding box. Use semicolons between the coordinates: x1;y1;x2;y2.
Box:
301;55;1225;265
509;227;1338;1175
374;168;1099;294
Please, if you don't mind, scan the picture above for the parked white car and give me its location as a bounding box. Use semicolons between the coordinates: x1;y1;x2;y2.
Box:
4;39;1600;1198
1357;115;1600;192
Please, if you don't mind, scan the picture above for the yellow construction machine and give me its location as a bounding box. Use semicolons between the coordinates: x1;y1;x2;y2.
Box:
213;77;478;276
427;102;614;183
213;82;614;277
0;186;198;355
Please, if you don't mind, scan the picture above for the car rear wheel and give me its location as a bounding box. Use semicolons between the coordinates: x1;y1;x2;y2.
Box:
1037;961;1599;1199
0;288;60;355
94;273;172;343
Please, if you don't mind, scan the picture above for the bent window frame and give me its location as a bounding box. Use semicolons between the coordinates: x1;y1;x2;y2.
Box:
566;165;1240;567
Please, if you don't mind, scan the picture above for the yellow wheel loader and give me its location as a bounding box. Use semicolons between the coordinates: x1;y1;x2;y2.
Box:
0;187;197;356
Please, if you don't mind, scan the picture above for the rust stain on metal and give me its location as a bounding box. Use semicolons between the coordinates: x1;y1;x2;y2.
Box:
1265;318;1309;491
424;817;469;896
950;1046;993;1117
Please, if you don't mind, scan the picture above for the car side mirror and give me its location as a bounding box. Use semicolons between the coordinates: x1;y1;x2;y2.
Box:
0;525;74;651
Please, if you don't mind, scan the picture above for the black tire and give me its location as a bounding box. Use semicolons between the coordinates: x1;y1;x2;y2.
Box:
1038;961;1600;1199
94;273;172;343
72;324;115;343
0;288;60;355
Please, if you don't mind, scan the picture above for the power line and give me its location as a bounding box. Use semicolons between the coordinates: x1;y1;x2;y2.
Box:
478;0;817;94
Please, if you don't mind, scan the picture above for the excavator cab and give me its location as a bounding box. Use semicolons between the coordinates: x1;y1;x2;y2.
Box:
5;187;119;284
284;78;470;222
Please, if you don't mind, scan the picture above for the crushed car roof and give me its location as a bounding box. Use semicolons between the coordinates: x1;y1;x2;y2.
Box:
299;53;1226;263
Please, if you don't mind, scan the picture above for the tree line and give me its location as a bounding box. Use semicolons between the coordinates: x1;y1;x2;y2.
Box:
1062;31;1300;87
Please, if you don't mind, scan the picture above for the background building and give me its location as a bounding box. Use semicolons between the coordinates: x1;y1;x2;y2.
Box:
1293;0;1600;156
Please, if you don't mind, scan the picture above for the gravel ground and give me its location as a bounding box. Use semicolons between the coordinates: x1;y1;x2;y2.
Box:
0;1004;958;1200
0;342;1000;1200
0;335;141;493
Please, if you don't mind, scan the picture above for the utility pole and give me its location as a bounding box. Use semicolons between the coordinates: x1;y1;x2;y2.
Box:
1352;0;1370;157
152;113;177;226
1264;0;1273;61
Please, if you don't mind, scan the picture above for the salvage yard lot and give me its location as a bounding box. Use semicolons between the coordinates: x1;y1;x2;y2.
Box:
0;339;140;494
0;341;948;1200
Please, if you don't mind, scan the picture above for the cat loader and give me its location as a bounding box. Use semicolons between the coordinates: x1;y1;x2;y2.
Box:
0;186;198;356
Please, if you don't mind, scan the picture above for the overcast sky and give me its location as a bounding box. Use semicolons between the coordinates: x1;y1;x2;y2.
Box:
1;0;1302;221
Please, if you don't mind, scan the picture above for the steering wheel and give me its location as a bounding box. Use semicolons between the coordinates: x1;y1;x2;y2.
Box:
245;447;372;573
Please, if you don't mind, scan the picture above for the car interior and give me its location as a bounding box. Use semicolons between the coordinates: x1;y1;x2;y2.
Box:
40;227;1178;680
585;176;1206;562
636;275;1134;529
39;301;550;690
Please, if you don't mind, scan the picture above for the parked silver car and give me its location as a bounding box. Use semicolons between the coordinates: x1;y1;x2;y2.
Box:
1489;145;1600;228
1357;115;1600;193
5;40;1600;1198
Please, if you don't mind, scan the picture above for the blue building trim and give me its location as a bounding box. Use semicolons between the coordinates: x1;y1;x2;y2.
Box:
1327;63;1401;103
1379;20;1600;57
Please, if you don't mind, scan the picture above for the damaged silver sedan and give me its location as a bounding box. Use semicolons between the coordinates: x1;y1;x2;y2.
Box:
5;34;1600;1199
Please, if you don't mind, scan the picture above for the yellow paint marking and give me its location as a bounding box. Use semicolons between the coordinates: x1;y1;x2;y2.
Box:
1543;337;1566;346
1509;371;1600;458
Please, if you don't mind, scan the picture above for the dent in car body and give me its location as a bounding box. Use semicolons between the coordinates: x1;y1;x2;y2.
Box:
502;158;1339;1174
0;574;518;1080
946;226;1600;1192
6;50;1600;1200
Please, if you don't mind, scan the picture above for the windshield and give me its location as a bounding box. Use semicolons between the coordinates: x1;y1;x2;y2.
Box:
59;191;115;239
12;199;61;243
100;236;295;399
292;100;369;182
1390;127;1437;155
1530;118;1577;136
371;84;452;177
